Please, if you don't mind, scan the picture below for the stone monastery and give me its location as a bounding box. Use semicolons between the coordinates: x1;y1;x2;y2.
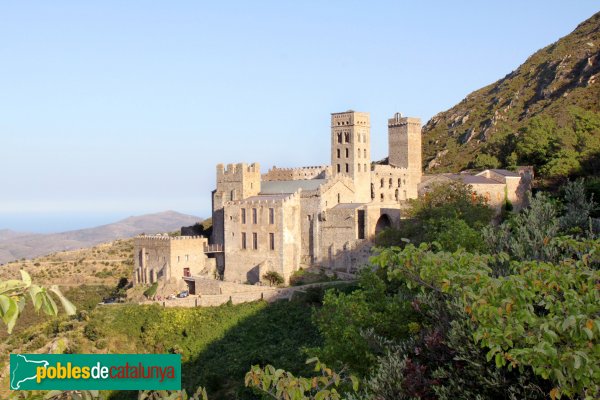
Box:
134;110;532;291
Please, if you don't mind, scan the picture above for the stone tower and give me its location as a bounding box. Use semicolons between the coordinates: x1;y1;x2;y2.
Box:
212;163;261;245
330;111;371;203
388;113;422;177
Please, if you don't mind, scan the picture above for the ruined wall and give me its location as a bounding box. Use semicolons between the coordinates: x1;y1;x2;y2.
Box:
223;192;302;284
262;165;331;181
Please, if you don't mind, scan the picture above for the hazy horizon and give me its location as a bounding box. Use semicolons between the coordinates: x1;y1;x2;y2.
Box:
1;1;599;232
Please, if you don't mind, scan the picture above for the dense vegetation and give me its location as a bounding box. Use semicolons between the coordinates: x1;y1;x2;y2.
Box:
422;11;600;183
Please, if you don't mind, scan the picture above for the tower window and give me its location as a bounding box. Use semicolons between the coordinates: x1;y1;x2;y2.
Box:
398;178;401;187
358;148;361;158
337;148;340;158
380;178;384;188
241;208;246;224
252;208;257;224
242;232;247;249
269;208;274;224
337;133;342;143
364;149;367;157
230;190;235;200
364;163;367;171
252;233;258;250
269;233;275;250
337;164;341;173
345;148;349;158
345;163;349;173
344;132;350;143
389;178;393;188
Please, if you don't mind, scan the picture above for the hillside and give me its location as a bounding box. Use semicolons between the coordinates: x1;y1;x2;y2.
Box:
423;11;600;180
0;210;202;264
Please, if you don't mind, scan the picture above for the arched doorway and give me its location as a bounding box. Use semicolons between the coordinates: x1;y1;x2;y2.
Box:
375;214;392;235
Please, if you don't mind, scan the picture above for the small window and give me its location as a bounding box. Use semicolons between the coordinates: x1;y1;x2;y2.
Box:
242;232;247;249
380;178;384;188
389;178;393;188
337;132;342;143
253;232;258;250
358;148;361;158
230;190;235;201
337;164;341;173
364;149;366;157
269;233;275;250
358;164;361;172
185;255;189;262
364;163;367;172
241;208;246;224
177;256;180;263
252;208;257;224
345;148;349;158
380;193;384;202
344;132;350;143
398;178;401;187
345;163;349;173
337;148;340;158
269;208;274;224
337;193;341;203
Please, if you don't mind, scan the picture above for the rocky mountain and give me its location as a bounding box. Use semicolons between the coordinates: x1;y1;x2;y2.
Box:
423;11;600;178
0;211;202;264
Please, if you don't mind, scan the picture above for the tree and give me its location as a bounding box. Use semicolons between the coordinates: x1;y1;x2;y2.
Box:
263;271;284;286
473;153;500;169
0;270;76;334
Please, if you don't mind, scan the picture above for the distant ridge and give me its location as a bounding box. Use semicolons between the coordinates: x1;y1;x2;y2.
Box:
0;211;202;264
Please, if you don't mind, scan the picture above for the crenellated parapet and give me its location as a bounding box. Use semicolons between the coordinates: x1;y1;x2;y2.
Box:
217;162;261;182
262;165;331;181
226;190;300;206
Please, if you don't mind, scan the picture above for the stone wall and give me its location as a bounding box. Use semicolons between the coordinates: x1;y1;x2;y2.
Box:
133;235;209;285
223;192;302;284
262;165;331;181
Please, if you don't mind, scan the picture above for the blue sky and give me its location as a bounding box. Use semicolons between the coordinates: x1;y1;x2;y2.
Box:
1;1;598;232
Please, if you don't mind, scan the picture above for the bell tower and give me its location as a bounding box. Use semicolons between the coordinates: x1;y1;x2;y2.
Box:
331;110;371;203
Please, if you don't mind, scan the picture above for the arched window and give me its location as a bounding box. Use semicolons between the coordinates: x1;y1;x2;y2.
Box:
389;178;393;188
337;133;342;143
345;163;349;173
345;148;349;158
380;193;384;202
357;148;361;158
337;148;341;158
395;189;399;201
337;164;341;173
398;178;402;187
344;132;350;143
380;178;384;188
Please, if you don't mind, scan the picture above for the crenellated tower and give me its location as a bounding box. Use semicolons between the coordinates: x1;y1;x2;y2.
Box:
212;162;261;245
388;112;422;177
330;110;371;203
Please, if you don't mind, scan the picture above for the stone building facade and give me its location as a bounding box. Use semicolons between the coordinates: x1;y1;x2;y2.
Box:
134;109;532;290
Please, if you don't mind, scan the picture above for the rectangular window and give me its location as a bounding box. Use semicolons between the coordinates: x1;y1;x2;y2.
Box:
252;208;257;224
185;255;189;262
337;164;341;173
336;148;340;158
269;233;275;250
345;163;349;173
241;208;246;224
242;232;247;249
345;148;349;158
269;208;274;224
252;232;258;250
